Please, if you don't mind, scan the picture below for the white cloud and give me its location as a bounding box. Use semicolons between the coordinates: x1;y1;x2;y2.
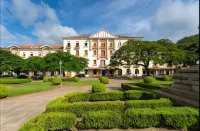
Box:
117;0;199;41
0;25;17;40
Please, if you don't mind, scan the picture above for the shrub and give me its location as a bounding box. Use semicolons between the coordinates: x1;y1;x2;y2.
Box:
155;76;172;81
46;101;124;116
78;111;122;129
125;98;173;109
65;92;91;103
0;78;32;84
143;76;154;83
124;90;158;100
129;77;134;80
62;77;74;82
156;107;199;129
0;84;8;99
48;78;52;82
19;112;77;131
73;76;80;82
155;76;163;80
121;83;142;90
43;76;48;82
91;90;124;101
52;77;62;85
123;108;161;128
99;76;109;84
136;82;161;89
92;83;106;93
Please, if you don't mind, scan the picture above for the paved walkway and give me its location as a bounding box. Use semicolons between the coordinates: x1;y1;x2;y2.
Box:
0;79;131;131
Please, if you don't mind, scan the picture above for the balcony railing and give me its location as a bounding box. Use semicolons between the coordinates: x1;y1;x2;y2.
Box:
92;46;97;49
100;46;105;49
100;55;106;58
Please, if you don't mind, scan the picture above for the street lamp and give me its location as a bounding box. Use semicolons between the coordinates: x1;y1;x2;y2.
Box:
59;61;62;77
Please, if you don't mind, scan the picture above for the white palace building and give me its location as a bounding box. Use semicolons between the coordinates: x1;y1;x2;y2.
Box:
6;30;177;77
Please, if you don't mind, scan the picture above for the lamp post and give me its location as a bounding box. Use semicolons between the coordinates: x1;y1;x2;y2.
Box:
59;61;62;77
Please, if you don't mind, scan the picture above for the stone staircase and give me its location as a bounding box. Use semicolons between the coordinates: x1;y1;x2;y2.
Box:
154;65;199;108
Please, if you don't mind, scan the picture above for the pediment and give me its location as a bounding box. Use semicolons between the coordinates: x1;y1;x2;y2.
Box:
89;30;117;38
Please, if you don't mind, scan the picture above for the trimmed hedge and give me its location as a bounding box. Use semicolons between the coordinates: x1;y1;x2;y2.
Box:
65;92;91;103
0;78;32;84
0;84;8;99
99;76;109;84
121;83;143;90
136;82;161;89
92;83;106;93
124;90;158;100
155;76;172;81
143;76;154;83
157;107;199;129
129;77;134;80
46;101;124;116
43;76;48;82
123;107;199;129
73;76;80;82
62;77;74;82
123;108;161;128
52;77;62;85
19;112;77;131
125;98;173;109
78;111;122;129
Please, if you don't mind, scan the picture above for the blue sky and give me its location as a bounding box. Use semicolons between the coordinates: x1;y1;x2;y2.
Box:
0;0;199;47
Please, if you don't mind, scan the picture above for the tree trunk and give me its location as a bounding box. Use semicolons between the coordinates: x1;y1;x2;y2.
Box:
145;67;150;76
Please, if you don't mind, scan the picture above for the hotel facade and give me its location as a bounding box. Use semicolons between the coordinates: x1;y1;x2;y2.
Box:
7;30;177;77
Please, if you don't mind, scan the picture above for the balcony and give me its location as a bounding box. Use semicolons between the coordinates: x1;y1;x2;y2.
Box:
100;46;105;49
65;46;71;49
99;64;106;68
74;46;80;49
92;46;97;49
100;55;106;58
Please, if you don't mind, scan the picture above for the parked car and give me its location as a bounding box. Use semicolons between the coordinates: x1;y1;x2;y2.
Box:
122;73;136;78
33;74;44;80
17;74;29;79
76;73;85;78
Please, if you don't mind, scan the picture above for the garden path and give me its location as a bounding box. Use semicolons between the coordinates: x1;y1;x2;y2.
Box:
0;79;131;131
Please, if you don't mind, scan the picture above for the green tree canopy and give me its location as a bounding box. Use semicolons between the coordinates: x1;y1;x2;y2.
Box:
176;34;199;66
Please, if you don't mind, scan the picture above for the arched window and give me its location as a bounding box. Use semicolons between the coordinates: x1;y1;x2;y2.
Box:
30;52;33;56
23;52;26;57
126;69;131;74
76;41;79;48
135;69;139;74
67;41;70;48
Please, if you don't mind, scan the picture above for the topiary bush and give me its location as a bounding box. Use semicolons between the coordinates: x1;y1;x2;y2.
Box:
162;76;172;81
129;77;134;80
19;112;77;131
62;77;74;82
73;76;80;82
52;77;62;85
78;110;122;129
92;83;106;93
143;76;154;83
43;76;48;82
91;90;124;101
124;90;158;100
0;84;8;99
99;76;109;84
65;92;91;103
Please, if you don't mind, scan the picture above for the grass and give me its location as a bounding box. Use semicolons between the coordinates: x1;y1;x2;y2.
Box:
62;80;100;86
6;82;56;97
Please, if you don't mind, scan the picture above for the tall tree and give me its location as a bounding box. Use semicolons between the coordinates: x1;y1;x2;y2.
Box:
109;40;167;76
24;56;46;74
176;34;199;66
157;39;185;66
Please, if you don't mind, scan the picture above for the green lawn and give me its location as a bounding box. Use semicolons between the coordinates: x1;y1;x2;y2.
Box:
6;82;56;97
62;80;100;86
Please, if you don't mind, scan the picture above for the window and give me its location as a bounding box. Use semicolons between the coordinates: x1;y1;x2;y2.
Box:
101;50;105;57
85;69;88;75
38;52;41;56
76;42;79;48
126;69;131;74
135;69;139;74
93;43;97;48
110;50;113;55
93;70;97;74
23;52;26;57
93;60;97;65
118;41;121;47
76;50;79;56
84;50;88;56
84;42;87;47
93;50;97;56
30;52;33;56
110;43;113;48
101;60;105;67
101;43;105;48
67;43;70;48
